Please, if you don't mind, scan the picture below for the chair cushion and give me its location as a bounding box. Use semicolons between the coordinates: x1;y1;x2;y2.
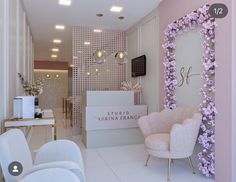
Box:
145;133;170;151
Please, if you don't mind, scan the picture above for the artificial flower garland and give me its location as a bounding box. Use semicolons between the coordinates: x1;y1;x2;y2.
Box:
120;81;141;93
163;4;216;177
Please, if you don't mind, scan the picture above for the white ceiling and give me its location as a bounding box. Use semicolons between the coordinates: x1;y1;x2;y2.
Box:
22;0;161;63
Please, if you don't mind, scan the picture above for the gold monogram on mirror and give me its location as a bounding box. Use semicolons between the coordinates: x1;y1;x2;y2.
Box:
177;66;200;87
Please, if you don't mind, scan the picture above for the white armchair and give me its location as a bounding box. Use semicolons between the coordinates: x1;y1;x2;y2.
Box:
0;129;85;182
20;168;81;182
138;107;202;181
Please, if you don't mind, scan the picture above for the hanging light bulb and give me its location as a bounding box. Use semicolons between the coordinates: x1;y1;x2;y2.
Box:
115;51;128;64
93;49;107;64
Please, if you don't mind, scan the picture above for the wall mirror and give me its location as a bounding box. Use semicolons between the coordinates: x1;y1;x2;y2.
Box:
175;28;204;107
163;4;216;177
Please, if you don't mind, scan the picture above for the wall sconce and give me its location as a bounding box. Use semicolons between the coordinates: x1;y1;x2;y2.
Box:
55;74;60;79
93;49;107;64
45;74;51;79
115;51;128;64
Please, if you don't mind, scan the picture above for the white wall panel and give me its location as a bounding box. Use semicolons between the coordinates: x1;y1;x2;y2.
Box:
140;17;160;112
19;4;26;77
0;0;34;133
8;0;17;115
25;24;29;80
126;9;160;113
126;29;138;83
0;0;7;123
29;35;33;82
1;0;10;120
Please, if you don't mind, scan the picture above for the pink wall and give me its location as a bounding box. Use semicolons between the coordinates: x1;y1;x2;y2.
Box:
159;0;233;181
34;60;68;70
233;0;236;180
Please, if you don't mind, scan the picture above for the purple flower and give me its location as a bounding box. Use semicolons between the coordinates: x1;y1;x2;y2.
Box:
163;4;216;177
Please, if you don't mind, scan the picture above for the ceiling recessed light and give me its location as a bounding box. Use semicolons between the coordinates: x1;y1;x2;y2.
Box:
51;54;58;58
94;29;102;33
110;6;123;13
96;13;103;17
59;0;71;6
51;48;59;52
118;16;125;20
55;25;65;30
84;41;91;45
53;39;62;44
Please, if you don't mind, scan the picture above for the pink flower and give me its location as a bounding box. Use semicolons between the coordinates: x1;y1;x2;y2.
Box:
163;4;216;177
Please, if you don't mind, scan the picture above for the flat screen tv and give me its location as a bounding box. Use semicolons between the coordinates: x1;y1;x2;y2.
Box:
131;55;146;77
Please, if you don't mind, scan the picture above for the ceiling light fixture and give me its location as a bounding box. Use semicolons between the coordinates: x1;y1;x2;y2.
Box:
93;49;107;64
53;39;62;44
94;29;102;33
118;16;125;20
96;13;103;17
115;51;128;64
51;48;59;52
110;6;123;13
55;25;65;30
59;0;71;6
84;41;91;45
51;54;58;58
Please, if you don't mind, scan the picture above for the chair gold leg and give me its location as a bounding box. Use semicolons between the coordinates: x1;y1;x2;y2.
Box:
145;154;151;166
167;158;171;181
188;157;196;174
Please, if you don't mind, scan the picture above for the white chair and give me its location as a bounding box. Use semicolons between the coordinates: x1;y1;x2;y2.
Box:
0;129;85;182
138;107;202;181
20;168;81;182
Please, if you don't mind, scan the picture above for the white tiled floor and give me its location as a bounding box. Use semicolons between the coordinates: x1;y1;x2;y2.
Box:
28;109;214;182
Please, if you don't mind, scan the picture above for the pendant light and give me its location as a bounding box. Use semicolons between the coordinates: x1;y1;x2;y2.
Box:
115;51;128;64
93;49;107;64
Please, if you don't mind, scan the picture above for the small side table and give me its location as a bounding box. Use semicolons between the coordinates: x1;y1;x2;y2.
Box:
3;109;57;141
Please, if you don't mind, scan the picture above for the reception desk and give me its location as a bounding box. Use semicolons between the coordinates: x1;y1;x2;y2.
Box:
82;91;147;148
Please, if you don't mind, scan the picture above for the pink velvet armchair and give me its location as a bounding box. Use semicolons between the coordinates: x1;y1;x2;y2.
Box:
138;107;202;181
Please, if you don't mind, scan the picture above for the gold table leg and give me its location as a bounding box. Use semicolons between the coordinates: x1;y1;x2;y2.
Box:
167;158;171;181
145;155;151;166
52;123;57;140
65;99;68;119
62;98;65;113
188;157;196;174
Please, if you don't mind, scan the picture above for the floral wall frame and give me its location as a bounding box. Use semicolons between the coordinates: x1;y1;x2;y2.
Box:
163;4;216;177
